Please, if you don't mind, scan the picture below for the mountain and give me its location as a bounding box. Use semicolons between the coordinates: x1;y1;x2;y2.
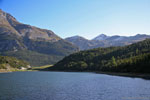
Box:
0;9;78;66
92;34;109;40
50;39;150;73
65;36;95;50
66;34;150;50
65;35;110;50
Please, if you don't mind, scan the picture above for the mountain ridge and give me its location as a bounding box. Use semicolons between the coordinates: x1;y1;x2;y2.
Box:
66;34;150;50
0;9;79;66
92;34;109;40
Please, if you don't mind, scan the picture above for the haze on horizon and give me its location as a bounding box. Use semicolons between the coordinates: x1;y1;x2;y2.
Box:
0;0;150;39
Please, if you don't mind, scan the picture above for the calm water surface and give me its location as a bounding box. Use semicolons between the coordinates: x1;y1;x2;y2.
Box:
0;71;150;100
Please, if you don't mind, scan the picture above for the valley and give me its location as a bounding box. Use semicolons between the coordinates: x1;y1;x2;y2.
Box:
1;1;150;100
1;9;150;76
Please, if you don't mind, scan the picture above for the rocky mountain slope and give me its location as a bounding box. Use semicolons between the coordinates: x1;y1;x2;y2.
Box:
0;9;78;66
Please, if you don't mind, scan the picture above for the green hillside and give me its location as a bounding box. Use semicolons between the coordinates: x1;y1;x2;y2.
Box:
0;55;29;69
1;50;63;66
51;39;150;73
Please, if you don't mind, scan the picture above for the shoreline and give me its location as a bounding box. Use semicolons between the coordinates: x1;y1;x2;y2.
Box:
95;71;150;79
0;69;30;73
47;69;150;79
0;69;12;73
1;68;150;80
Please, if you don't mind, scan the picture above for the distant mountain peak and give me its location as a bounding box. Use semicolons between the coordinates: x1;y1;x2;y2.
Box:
66;35;88;40
65;35;92;50
72;35;83;38
135;34;147;36
99;34;107;36
66;33;150;50
92;34;108;40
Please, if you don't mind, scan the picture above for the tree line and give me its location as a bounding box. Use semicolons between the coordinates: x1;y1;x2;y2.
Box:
50;39;150;73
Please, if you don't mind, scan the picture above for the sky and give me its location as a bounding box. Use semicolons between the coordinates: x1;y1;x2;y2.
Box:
0;0;150;39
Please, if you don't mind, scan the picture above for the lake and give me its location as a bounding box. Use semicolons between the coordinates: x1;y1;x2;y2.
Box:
0;71;150;100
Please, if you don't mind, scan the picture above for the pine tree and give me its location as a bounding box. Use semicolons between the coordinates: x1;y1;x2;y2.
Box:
111;56;117;67
136;48;139;55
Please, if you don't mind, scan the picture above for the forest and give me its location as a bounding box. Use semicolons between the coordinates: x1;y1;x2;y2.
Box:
51;39;150;73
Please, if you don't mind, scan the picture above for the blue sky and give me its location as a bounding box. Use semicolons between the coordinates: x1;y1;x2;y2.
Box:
0;0;150;39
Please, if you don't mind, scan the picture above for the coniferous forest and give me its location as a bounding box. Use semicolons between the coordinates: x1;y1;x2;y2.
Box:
51;39;150;73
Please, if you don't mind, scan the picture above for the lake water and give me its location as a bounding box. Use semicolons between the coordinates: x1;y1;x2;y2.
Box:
0;71;150;100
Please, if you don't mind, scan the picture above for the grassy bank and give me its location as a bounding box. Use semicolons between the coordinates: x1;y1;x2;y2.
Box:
0;65;52;73
27;65;52;71
0;68;28;73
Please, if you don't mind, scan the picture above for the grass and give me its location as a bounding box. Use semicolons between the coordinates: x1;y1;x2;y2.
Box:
0;68;28;73
0;65;53;73
29;65;53;71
